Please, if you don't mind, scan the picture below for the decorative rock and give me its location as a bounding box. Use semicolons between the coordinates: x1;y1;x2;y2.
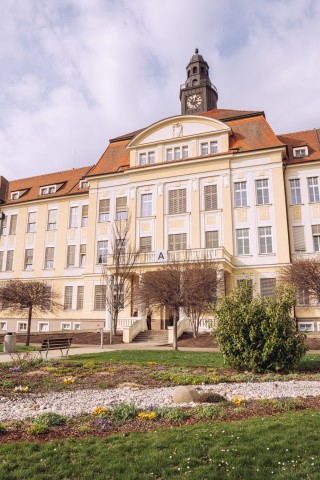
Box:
172;386;201;403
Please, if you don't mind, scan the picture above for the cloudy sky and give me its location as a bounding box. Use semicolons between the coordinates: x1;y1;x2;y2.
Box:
0;0;319;180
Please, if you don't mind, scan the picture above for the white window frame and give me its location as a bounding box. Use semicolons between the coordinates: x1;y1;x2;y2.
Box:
139;151;155;165
259;276;276;298
64;285;73;310
166;148;173;161
298;322;314;332
69;206;78;228
11;192;20;200
38;322;49;332
200;140;218;156
141;193;153;217
81;205;89;227
97;240;108;264
61;322;72;331
79;180;89;189
40;185;57;195
308;177;320;203
234;181;248;207
256;179;270;205
312;225;320;252
258;226;273;254
293;146;308;158
44;247;55;270
47;209;57;231
73;323;81;330
0;321;7;331
289;179;302;205
17;322;27;332
236;228;250;255
98;199;110;222
27;211;37;233
24;248;34;270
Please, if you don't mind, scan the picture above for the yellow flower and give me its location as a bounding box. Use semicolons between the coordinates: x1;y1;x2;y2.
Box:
91;407;108;416
138;412;157;420
147;362;157;365
63;378;75;385
231;396;245;406
13;385;29;393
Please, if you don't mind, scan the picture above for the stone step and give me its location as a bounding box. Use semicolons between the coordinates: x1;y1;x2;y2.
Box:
133;330;168;343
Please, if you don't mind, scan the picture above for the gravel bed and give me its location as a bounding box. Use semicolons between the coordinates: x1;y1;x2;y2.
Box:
2;380;320;421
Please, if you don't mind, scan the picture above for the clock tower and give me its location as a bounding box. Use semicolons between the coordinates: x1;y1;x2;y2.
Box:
180;48;218;115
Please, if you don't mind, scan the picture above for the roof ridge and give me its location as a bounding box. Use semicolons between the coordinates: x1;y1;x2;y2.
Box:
9;165;94;184
278;127;320;137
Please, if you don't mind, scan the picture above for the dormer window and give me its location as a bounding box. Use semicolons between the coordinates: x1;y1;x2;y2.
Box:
79;180;89;189
40;183;63;195
293;146;308;158
10;189;28;200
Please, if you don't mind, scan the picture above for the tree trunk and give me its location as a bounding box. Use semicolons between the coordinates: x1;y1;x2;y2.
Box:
26;304;32;347
113;309;118;336
173;310;178;351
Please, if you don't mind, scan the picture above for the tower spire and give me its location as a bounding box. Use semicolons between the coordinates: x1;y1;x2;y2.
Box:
179;49;218;115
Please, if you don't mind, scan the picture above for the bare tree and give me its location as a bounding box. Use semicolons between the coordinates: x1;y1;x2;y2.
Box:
138;257;220;349
0;280;62;346
280;257;320;303
183;260;220;337
102;217;139;336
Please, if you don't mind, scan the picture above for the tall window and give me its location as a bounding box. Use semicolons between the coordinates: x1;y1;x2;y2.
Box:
44;247;54;269
174;147;181;160
256;179;270;205
236;229;250;255
260;278;276;298
312;225;320;252
69;206;78;228
200;141;218;156
77;286;84;310
64;286;73;310
168;189;187;214
204;184;218;211
6;250;14;271
141;193;152;217
140;236;152;253
97;240;108;263
200;142;209;156
47;209;57;230
24;249;33;270
168;233;187;251
166;148;173;161
79;244;86;267
67;245;76;267
293;226;306;252
258;227;273;254
308;177;320;203
81;205;88;227
182;146;189;158
9;214;17;235
27;212;36;232
0;251;3;271
0;215;7;235
234;182;247;207
99;199;110;222
116;197;127;220
289;179;301;205
94;285;106;310
205;231;219;248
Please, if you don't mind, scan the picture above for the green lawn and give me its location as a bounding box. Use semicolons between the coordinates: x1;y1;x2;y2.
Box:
1;411;320;479
66;349;320;371
0;345;36;353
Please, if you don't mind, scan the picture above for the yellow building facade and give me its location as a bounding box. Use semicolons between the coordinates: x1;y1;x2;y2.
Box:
0;50;319;336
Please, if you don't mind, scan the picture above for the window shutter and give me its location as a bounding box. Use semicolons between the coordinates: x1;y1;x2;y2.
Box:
312;225;320;235
45;247;54;262
168;233;187;251
77;286;84;310
205;231;219;248
94;285;106;310
260;278;276;298
293;226;306;252
116;197;127;212
204;185;217;211
64;286;73;309
140;236;152;253
99;199;110;214
169;189;186;214
48;209;57;223
9;214;17;235
6;251;13;270
67;245;75;266
28;212;36;223
82;204;88;217
80;244;86;255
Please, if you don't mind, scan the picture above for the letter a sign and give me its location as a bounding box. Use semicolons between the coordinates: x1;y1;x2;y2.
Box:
156;250;167;262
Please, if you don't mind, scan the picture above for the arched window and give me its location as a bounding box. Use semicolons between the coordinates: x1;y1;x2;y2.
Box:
192;66;197;74
192;79;197;86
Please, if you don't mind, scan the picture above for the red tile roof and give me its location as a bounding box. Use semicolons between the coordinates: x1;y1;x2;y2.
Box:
277;129;320;164
3;165;93;205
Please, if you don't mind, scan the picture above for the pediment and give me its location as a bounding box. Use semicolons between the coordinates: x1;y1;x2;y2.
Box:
128;115;231;148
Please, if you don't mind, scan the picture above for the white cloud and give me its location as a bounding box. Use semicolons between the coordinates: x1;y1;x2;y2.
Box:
0;0;319;179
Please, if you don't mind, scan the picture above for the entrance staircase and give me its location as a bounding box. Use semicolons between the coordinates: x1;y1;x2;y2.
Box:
133;330;168;344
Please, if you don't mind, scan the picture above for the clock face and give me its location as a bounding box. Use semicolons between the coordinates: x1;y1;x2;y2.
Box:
187;94;202;109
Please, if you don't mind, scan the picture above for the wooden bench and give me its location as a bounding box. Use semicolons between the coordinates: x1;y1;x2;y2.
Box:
38;338;73;360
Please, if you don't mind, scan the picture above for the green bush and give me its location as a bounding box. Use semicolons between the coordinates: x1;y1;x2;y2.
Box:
193;405;225;420
111;403;139;424
157;407;190;422
0;424;7;434
27;424;50;435
32;412;67;427
214;281;307;373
